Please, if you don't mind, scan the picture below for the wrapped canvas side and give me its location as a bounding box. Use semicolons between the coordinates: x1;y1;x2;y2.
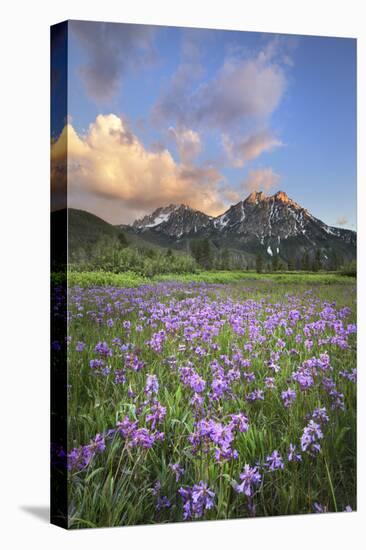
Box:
50;20;68;529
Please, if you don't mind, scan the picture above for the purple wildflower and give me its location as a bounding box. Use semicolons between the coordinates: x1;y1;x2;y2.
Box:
156;496;171;511
277;339;286;349
329;389;345;411
292;366;314;390
89;358;104;370
313;502;327;513
114;369;126;384
246;389;264;402
311;407;329;424
189;372;206;393
145;374;159;396
288;443;302;462
131;428;160;449
116;416;139;438
125;353;145;372
230;413;249;433
67;433;106;472
190;392;205;413
152;480;161;495
146;402;167;429
179;482;215;520
146;330;166;353
75;341;86;352
234;465;262;496
339;368;357;383
266;450;284;471
94;341;112;357
211;377;229;400
301;420;323;454
169;462;185;482
264;377;276;389
281;387;297;408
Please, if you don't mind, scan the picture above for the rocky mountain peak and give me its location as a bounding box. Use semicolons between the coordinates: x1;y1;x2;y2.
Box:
273;190;290;203
271;190;301;209
132;202;211;237
244;190;268;204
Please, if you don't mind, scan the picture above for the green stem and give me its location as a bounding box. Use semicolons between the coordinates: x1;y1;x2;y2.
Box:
324;455;338;512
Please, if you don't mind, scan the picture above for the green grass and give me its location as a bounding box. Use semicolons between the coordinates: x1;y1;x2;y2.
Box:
60;269;356;288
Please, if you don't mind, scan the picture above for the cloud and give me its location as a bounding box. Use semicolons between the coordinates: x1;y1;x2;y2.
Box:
168;126;202;163
153;62;203;126
221;188;241;204
241;168;281;193
195;57;286;129
336;216;348;226
153;39;288;169
222;130;282;167
69;21;155;101
154;44;287;132
51;114;225;224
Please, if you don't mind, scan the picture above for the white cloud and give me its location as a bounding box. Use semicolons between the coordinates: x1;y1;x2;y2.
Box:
51;114;225;224
168;126;202;164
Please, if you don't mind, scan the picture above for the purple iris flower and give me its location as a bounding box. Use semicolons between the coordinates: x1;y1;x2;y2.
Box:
234;465;262;496
266;450;284;471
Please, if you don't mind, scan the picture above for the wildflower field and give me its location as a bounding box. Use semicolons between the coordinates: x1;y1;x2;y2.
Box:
62;278;356;527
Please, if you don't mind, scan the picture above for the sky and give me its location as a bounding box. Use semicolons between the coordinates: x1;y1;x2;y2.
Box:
51;21;356;229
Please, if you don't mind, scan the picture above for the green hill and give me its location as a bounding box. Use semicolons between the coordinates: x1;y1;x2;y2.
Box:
50;208;166;265
66;208;126;262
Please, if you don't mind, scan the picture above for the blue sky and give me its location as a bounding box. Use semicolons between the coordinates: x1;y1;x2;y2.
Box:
55;21;356;227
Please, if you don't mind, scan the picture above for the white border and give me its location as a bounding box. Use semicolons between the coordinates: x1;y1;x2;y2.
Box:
1;1;364;549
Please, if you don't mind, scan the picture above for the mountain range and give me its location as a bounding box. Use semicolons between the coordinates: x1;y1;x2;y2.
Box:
121;190;356;268
61;190;356;268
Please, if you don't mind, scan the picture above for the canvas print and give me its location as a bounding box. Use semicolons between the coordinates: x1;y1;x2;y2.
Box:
51;20;357;529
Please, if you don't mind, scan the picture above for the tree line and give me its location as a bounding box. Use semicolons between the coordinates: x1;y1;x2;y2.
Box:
190;238;351;273
70;233;354;276
255;249;341;273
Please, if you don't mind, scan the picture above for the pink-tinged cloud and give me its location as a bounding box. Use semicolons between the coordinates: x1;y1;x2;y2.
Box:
154;42;287;131
222;131;282;167
194;57;286;128
241;168;281;193
153;40;288;170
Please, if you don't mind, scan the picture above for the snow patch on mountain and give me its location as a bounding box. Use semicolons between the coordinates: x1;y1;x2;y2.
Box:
144;211;173;228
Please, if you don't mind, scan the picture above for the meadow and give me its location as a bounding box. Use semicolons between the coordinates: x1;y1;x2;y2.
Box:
60;275;356;527
54;269;355;288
